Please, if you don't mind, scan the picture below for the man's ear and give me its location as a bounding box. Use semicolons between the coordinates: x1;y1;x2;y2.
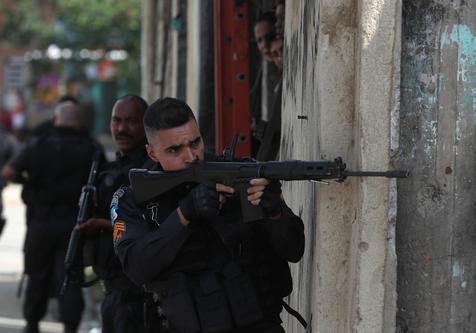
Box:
146;144;160;163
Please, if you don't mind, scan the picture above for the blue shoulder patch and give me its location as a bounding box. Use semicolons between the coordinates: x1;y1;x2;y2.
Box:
110;186;127;224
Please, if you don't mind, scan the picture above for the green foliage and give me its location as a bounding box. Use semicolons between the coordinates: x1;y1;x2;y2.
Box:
55;0;141;50
0;0;142;94
0;1;50;46
0;0;141;51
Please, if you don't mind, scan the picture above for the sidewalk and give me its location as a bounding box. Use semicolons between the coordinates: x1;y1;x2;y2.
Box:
0;185;97;333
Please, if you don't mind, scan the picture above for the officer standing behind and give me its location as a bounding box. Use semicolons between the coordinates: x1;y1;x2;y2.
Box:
1;101;97;333
78;95;150;333
0;125;19;237
112;97;305;333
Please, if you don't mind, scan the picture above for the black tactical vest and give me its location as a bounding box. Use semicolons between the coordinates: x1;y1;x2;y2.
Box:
144;191;292;332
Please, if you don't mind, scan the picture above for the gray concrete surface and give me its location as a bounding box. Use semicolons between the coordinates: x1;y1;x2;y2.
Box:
280;1;401;332
0;185;97;333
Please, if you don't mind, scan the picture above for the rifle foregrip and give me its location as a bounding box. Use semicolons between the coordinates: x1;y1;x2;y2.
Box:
343;169;410;178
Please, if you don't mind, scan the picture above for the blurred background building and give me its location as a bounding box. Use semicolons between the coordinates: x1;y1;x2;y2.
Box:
0;0;141;142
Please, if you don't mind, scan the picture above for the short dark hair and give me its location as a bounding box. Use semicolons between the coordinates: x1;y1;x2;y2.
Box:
115;94;148;111
256;11;276;26
144;97;196;135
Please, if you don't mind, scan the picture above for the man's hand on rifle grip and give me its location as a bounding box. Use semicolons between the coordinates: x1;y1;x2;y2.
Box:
178;181;234;226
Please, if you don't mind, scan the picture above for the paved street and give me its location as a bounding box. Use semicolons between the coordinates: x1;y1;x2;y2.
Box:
0;185;97;333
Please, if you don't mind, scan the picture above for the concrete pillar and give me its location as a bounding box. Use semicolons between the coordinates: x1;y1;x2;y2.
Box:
170;0;187;100
280;0;401;332
140;0;174;101
186;0;203;114
157;0;174;98
141;0;188;102
141;0;158;101
352;0;402;332
185;0;215;151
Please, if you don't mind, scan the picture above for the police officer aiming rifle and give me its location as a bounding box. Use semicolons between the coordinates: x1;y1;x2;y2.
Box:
112;97;305;333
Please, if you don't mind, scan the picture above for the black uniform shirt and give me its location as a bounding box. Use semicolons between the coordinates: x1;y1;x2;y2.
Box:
97;145;150;218
9;126;97;211
112;173;305;331
112;163;305;286
92;143;151;282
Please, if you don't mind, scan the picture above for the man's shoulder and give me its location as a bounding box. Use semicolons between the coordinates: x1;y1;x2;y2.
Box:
112;185;136;209
112;184;151;215
111;185;141;226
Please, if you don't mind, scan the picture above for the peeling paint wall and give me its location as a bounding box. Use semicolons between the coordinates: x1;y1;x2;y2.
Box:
397;0;476;332
281;0;401;332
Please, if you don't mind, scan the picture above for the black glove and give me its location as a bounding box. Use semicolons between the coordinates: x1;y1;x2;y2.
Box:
259;180;282;217
179;181;219;221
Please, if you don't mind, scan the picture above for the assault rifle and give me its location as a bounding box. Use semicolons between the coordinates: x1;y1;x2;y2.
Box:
129;136;409;223
61;149;101;294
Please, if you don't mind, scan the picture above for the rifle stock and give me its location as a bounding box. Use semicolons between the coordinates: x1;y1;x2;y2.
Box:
129;158;409;222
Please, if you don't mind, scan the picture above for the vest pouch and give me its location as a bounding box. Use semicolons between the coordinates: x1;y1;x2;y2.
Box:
192;271;233;333
222;263;263;326
149;273;200;333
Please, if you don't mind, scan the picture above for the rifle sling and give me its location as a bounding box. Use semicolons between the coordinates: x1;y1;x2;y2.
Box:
281;300;307;329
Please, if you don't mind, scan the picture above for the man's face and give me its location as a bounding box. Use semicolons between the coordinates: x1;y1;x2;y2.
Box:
270;38;283;71
254;21;273;61
110;100;146;154
146;119;205;171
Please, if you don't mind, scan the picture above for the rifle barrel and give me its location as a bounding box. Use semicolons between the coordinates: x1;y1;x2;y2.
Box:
343;170;409;178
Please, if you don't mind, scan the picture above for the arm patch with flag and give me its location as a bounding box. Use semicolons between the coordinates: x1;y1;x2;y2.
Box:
113;220;126;242
111;186;128;244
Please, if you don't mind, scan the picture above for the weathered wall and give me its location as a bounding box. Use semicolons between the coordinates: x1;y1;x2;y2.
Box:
397;1;476;332
141;0;158;101
281;0;401;332
141;0;186;102
142;0;215;149
186;0;202;113
185;0;215;151
173;0;187;101
352;0;402;332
